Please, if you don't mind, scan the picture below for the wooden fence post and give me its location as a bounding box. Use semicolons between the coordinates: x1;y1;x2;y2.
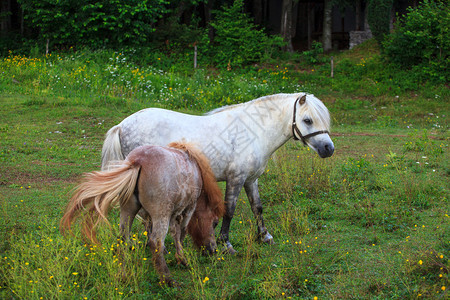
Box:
194;44;197;69
331;56;334;78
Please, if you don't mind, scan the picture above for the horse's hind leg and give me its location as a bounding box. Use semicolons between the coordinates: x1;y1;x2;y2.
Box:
119;194;142;242
170;216;188;266
244;180;274;245
147;217;175;286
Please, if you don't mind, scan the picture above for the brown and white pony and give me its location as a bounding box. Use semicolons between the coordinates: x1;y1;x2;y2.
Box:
61;142;224;286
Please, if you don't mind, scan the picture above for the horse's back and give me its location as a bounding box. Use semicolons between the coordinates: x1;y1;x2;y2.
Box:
119;108;209;157
121;108;204;131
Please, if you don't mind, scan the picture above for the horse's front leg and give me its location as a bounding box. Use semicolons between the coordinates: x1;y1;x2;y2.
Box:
244;180;274;245
219;178;245;255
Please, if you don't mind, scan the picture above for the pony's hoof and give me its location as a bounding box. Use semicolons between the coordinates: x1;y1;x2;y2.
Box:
176;256;188;267
223;241;237;255
261;232;275;245
168;279;181;288
159;278;180;288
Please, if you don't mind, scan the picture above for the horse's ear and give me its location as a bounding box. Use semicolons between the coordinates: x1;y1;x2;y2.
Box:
298;95;306;105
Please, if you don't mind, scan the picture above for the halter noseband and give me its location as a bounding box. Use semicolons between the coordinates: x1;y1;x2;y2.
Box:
292;96;329;146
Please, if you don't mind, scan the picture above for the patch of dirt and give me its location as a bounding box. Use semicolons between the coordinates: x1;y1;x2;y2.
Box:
331;132;442;140
332;132;407;138
30;160;88;167
0;166;81;187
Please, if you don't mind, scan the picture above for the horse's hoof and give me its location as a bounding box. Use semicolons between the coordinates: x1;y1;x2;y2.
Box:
159;278;180;288
223;241;237;255
168;279;181;288
176;256;188;267
261;232;275;245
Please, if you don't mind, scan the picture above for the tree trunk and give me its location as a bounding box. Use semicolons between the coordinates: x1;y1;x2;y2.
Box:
292;1;298;39
355;0;362;31
20;7;24;35
204;0;214;42
280;0;294;52
253;0;263;26
176;1;186;20
1;0;11;36
307;2;312;49
364;0;370;31
323;0;333;52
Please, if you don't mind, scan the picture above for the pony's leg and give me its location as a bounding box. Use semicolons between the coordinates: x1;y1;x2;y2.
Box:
138;208;152;234
119;194;142;242
147;217;175;286
244;180;274;245
219;178;245;254
170;215;188;266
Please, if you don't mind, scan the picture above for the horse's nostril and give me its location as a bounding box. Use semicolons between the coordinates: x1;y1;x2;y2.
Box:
320;143;334;158
327;144;335;155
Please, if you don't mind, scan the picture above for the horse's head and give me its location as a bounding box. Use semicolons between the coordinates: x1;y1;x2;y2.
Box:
293;94;334;158
187;192;223;255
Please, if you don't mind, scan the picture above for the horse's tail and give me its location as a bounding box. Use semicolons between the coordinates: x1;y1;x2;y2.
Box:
168;142;225;218
60;161;140;243
101;125;125;171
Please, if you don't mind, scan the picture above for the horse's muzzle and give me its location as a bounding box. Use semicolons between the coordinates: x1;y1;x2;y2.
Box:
204;241;219;255
317;142;334;158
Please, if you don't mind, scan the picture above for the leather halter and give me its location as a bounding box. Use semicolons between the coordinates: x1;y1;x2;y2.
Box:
292;96;329;146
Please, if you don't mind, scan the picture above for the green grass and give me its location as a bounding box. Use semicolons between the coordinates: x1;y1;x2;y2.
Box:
0;42;448;299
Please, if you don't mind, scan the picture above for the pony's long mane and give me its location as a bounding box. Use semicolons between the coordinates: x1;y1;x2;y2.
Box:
206;94;289;115
168;142;225;218
206;93;330;131
169;142;224;249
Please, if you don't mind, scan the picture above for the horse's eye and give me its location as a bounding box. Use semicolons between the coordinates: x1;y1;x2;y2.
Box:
304;118;312;125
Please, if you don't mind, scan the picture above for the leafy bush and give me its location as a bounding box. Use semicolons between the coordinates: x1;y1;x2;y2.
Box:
18;0;168;49
301;41;326;65
149;15;205;50
382;0;449;83
208;0;284;69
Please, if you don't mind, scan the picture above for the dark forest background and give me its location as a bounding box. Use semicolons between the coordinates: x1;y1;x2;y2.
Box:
0;0;422;52
0;0;448;82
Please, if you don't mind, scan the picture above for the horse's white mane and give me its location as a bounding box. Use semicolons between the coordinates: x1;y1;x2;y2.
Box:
206;93;330;130
205;93;298;115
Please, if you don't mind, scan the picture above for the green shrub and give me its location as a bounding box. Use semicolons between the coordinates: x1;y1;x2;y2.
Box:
18;0;168;49
301;41;326;65
383;0;449;83
149;15;206;51
209;0;284;69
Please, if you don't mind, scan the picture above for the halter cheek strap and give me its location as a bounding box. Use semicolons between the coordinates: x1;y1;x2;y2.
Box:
292;97;329;146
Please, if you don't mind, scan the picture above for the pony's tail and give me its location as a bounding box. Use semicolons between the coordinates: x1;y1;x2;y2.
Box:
101;125;124;171
60;161;140;243
168;142;225;218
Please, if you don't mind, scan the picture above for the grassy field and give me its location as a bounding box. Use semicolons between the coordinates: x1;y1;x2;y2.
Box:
0;42;448;299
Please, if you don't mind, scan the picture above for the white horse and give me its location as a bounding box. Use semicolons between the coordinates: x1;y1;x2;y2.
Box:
101;93;334;253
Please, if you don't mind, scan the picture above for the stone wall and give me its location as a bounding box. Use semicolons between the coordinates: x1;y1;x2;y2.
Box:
349;30;373;49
